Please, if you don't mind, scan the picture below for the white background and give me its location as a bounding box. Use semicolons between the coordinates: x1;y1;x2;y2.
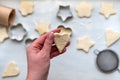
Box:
0;0;120;80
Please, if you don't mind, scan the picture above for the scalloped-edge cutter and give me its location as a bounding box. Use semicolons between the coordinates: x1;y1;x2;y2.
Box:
57;5;73;22
9;23;27;41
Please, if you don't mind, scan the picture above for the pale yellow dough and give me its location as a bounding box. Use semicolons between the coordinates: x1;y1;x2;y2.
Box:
75;1;93;18
54;33;70;53
58;26;72;36
19;0;34;16
99;2;116;19
77;36;94;53
2;61;19;78
106;29;120;47
35;21;51;35
0;28;9;42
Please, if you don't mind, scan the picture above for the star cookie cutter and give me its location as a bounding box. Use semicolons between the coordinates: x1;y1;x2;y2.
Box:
57;5;73;22
58;25;72;36
9;24;27;41
25;38;36;46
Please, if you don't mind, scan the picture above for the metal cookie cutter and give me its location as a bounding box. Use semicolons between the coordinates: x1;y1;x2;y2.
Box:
9;24;27;41
57;5;73;22
25;38;36;46
58;25;72;36
94;49;120;73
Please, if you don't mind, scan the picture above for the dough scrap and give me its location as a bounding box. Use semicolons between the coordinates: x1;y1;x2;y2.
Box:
54;33;70;53
99;2;116;19
0;28;9;42
106;29;120;47
77;36;94;53
2;61;19;78
35;21;51;35
75;1;93;18
19;0;34;16
58;25;72;36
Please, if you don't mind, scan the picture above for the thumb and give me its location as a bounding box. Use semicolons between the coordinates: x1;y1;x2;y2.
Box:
42;32;54;54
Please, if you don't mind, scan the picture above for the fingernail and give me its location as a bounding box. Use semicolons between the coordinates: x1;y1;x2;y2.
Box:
48;32;54;40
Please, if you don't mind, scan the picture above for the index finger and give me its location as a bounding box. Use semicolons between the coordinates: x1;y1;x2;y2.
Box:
31;28;61;47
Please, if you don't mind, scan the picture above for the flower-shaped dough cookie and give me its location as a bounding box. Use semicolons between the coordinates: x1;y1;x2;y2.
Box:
75;2;93;18
19;0;34;16
35;21;51;35
0;28;9;42
99;2;116;19
77;36;94;53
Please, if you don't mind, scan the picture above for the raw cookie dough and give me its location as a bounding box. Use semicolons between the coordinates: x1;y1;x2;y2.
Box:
106;29;120;47
0;27;9;42
58;25;72;36
54;33;70;53
19;0;34;16
99;2;116;19
35;21;51;35
77;36;94;53
2;61;19;78
75;1;93;18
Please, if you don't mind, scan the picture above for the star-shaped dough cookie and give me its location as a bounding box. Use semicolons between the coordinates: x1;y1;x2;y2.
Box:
77;36;94;53
99;2;116;19
106;29;120;47
19;0;34;16
0;28;9;42
35;21;51;35
2;61;19;78
75;1;93;18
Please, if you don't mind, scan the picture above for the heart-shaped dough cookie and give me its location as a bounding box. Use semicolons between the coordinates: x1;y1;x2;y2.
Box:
2;61;19;78
106;29;120;47
54;33;70;53
58;25;72;36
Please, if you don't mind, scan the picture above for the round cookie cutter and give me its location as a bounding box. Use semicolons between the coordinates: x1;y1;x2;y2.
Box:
94;49;120;73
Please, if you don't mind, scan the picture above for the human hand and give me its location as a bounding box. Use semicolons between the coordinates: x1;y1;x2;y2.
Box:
26;28;70;80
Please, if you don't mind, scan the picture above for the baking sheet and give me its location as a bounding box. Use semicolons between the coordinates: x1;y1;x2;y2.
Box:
0;0;120;80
